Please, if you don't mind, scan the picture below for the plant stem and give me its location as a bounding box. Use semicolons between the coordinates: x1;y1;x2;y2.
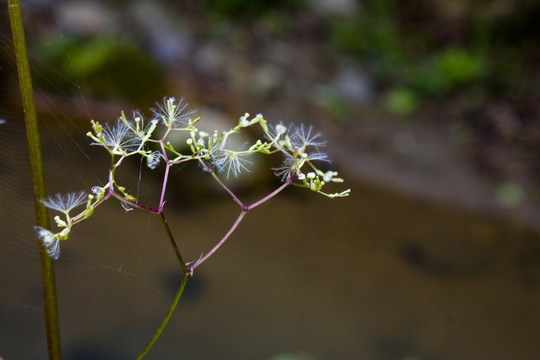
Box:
135;211;190;359
188;175;292;269
136;272;190;360
210;171;244;208
246;179;291;211
159;212;189;274
190;210;247;270
158;164;170;211
7;1;62;359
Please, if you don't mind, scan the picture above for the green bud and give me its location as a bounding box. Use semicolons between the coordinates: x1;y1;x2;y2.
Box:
54;215;67;228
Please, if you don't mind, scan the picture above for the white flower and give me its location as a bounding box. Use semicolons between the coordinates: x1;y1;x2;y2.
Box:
307;152;330;162
215;150;252;178
291;124;326;148
267;122;289;142
127;112;159;140
272;156;297;182
323;171;337;182
41;192;87;213
152;97;194;128
101;120;141;154
91;186;105;196
239;114;250;127
275;123;287;134
35;227;60;260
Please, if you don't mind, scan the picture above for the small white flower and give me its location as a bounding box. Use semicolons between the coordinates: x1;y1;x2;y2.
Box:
92;186;104;196
152;97;194;128
307;172;316;179
291;124;326;148
276;123;287;134
323;171;337;182
35;227;60;260
199;131;209;138
307;152;330;162
272;156;296;182
215;150;252;178
297;173;306;180
239;115;250;127
41;192;87;213
197;138;205;147
186;138;193;145
267;122;289;142
100;120;141;154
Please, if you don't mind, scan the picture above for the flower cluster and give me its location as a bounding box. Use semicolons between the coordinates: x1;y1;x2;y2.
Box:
35;191;90;259
37;97;349;259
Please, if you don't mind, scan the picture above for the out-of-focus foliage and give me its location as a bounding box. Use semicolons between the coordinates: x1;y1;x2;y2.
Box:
329;0;540;113
32;35;166;104
384;88;418;116
205;0;308;19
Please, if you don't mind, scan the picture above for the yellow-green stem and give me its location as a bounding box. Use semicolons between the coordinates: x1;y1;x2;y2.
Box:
136;273;190;360
7;1;62;358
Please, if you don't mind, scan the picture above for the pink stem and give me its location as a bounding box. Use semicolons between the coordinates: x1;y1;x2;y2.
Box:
189;210;247;270
246;179;291;211
210;172;245;208
158;164;170;212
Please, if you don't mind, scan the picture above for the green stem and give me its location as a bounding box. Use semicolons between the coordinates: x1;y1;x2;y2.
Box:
159;212;189;274
7;1;62;359
136;272;190;360
134;211;190;359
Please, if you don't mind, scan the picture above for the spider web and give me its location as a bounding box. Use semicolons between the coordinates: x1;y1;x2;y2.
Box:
0;4;195;358
0;3;358;360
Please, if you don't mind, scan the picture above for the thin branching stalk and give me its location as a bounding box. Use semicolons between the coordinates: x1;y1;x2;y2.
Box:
136;211;190;359
159;212;189;274
246;178;292;211
189;176;292;270
136;272;190;360
7;1;62;358
190;210;247;270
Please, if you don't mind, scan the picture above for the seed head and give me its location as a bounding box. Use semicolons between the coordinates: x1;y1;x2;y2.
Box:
35;227;60;260
41;192;87;213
